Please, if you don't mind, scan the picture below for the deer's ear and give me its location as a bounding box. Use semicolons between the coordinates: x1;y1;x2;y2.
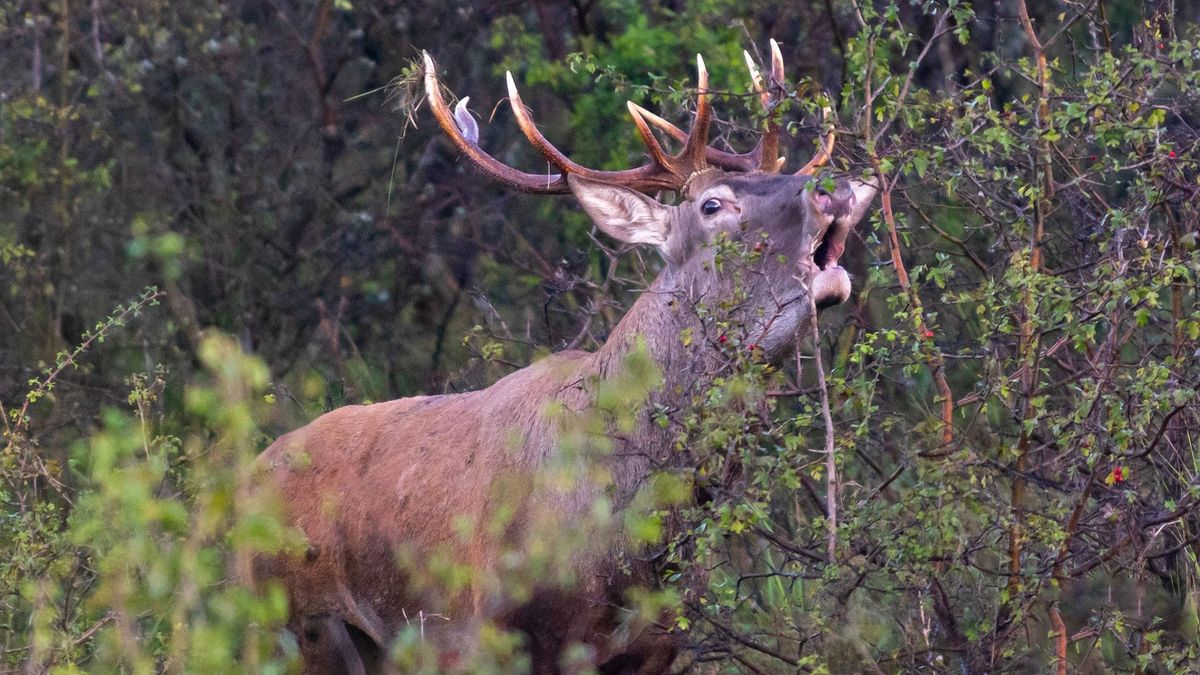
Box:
568;175;670;250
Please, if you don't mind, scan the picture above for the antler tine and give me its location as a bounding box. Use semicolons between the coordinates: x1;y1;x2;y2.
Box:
423;52;569;193
627;102;687;143
769;39;785;93
507;72;588;177
744;49;767;109
626;102;679;175
739;41;786;173
756;39;785;172
796;100;836;176
679;54;712;171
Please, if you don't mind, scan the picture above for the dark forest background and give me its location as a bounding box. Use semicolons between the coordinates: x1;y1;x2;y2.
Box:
3;0;1200;671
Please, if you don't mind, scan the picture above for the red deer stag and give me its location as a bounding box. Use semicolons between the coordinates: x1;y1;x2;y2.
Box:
254;42;877;674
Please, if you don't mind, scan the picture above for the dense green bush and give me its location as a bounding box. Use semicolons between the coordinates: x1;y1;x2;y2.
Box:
4;315;299;671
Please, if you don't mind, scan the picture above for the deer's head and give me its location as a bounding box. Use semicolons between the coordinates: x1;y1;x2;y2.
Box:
424;43;877;358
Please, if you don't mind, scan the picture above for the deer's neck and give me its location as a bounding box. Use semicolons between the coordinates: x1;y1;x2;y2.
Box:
584;272;714;503
591;271;711;395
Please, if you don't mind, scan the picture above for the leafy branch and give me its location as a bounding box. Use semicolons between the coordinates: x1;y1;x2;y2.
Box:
4;286;163;439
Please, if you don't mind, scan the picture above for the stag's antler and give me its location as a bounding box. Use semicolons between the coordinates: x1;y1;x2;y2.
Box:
423;51;711;193
627;38;784;173
422;43;835;193
630;40;835;176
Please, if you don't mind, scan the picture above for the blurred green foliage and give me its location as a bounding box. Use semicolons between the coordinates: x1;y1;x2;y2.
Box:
5;324;299;671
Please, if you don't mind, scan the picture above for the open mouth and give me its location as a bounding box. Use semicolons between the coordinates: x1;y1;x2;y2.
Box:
809;225;853;310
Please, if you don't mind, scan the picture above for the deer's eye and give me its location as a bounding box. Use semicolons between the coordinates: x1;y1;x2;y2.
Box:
701;198;722;216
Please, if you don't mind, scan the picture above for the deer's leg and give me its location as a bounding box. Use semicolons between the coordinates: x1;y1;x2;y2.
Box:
630;645;677;675
596;627;679;675
295;613;386;675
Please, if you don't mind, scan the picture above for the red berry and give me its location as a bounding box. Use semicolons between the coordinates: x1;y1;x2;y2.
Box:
1158;43;1165;50
718;334;727;344
923;329;934;339
1113;467;1124;482
1089;154;1097;161
1169;150;1177;158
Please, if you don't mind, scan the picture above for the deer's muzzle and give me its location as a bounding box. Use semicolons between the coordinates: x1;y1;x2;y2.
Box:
812;266;851;309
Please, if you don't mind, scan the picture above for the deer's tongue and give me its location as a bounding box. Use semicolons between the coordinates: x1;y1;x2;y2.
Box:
813;222;849;271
